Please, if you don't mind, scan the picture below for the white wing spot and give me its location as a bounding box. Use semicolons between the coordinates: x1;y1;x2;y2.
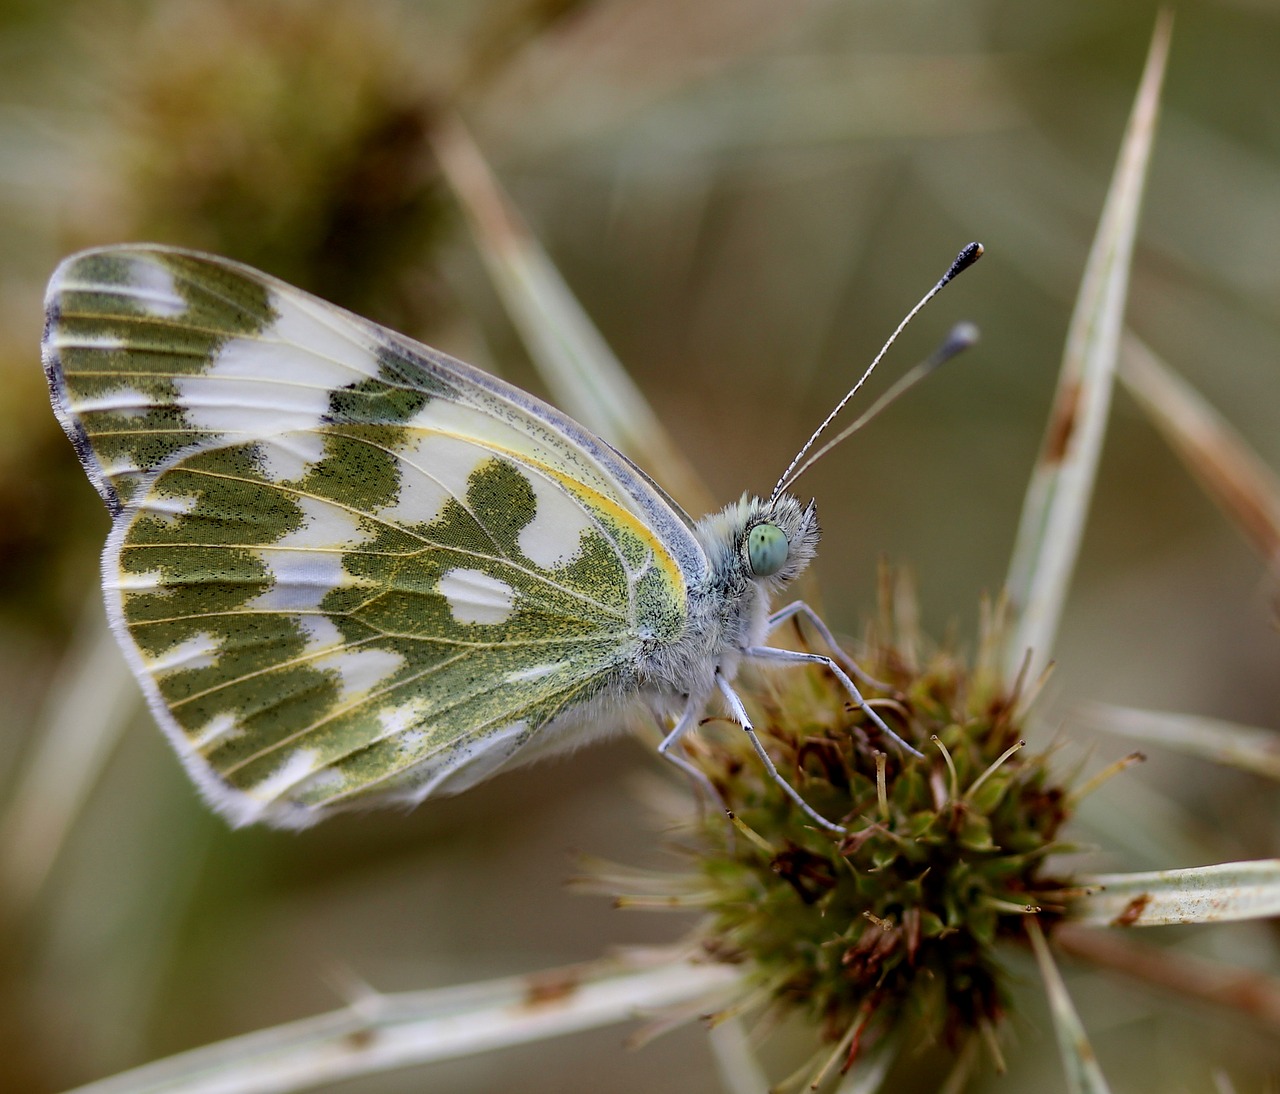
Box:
296;617;404;697
438;568;516;624
137;491;200;525
517;470;592;568
297;614;344;654
176;288;378;439
68;385;156;417
378;700;426;738
256;431;327;483
191;712;240;750
148;631;220;674
120;257;187;317
313;646;404;701
113;568;165;592
378;434;488;528
290;766;346;799
400;397;617;502
249;495;372;612
250;748;320;803
101;455;141;478
397;729;426;752
252;552;347;612
52;331;125;351
504;663;558;684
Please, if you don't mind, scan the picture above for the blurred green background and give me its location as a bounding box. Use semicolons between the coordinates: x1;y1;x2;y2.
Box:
1;1;1278;1090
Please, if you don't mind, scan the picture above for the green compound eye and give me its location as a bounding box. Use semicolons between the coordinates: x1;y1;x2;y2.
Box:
747;523;789;577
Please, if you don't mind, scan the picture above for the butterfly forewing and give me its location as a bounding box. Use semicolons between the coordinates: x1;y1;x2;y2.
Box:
45;246;700;827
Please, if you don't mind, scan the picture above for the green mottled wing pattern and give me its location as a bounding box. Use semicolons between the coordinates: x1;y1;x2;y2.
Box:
43;246;704;828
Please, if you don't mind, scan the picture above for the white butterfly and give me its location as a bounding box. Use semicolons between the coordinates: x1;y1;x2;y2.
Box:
42;244;978;832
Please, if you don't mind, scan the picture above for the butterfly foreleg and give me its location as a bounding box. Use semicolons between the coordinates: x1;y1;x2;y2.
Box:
765;600;891;691
657;694;730;816
744;645;924;759
714;672;847;835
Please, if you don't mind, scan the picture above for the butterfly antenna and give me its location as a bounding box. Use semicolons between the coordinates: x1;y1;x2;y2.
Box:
775;321;979;496
770;242;984;503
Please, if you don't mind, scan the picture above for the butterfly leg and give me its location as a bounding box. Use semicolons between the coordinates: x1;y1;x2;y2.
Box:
715;672;847;835
657;694;730;817
744;645;924;759
765;600;891;691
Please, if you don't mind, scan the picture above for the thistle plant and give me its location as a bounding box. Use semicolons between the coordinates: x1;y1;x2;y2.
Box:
580;574;1065;1089
5;5;1280;1094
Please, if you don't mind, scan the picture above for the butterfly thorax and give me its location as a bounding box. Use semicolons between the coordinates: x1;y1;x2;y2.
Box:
639;493;819;701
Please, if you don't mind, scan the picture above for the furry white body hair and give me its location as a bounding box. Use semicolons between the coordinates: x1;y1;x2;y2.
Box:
500;492;820;775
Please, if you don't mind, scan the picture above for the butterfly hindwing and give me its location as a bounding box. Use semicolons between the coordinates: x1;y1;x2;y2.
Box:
44;246;702;827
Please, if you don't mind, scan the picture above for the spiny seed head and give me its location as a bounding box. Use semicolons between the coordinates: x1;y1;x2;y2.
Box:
611;573;1073;1067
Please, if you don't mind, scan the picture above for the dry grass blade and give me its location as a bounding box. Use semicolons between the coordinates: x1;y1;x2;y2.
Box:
1080;703;1280;781
1003;11;1174;684
1120;332;1280;569
0;597;138;915
832;1025;901;1093
432;114;714;515
1055;925;1280;1037
1067;859;1280;927
1026;917;1113;1094
706;1015;770;1094
64;955;740;1094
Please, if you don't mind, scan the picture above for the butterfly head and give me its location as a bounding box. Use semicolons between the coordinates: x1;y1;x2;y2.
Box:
696;492;819;598
746;493;819;589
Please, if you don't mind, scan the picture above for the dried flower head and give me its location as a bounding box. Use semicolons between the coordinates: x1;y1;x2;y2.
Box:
604;571;1072;1081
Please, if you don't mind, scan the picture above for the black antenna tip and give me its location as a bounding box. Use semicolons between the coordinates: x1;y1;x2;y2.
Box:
942;242;984;286
942;320;980;356
923;321;980;373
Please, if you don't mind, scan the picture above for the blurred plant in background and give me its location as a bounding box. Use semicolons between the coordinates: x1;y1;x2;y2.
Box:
87;0;448;330
1;1;1279;1092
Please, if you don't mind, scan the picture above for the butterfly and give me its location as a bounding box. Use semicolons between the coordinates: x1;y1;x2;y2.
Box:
42;244;978;833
